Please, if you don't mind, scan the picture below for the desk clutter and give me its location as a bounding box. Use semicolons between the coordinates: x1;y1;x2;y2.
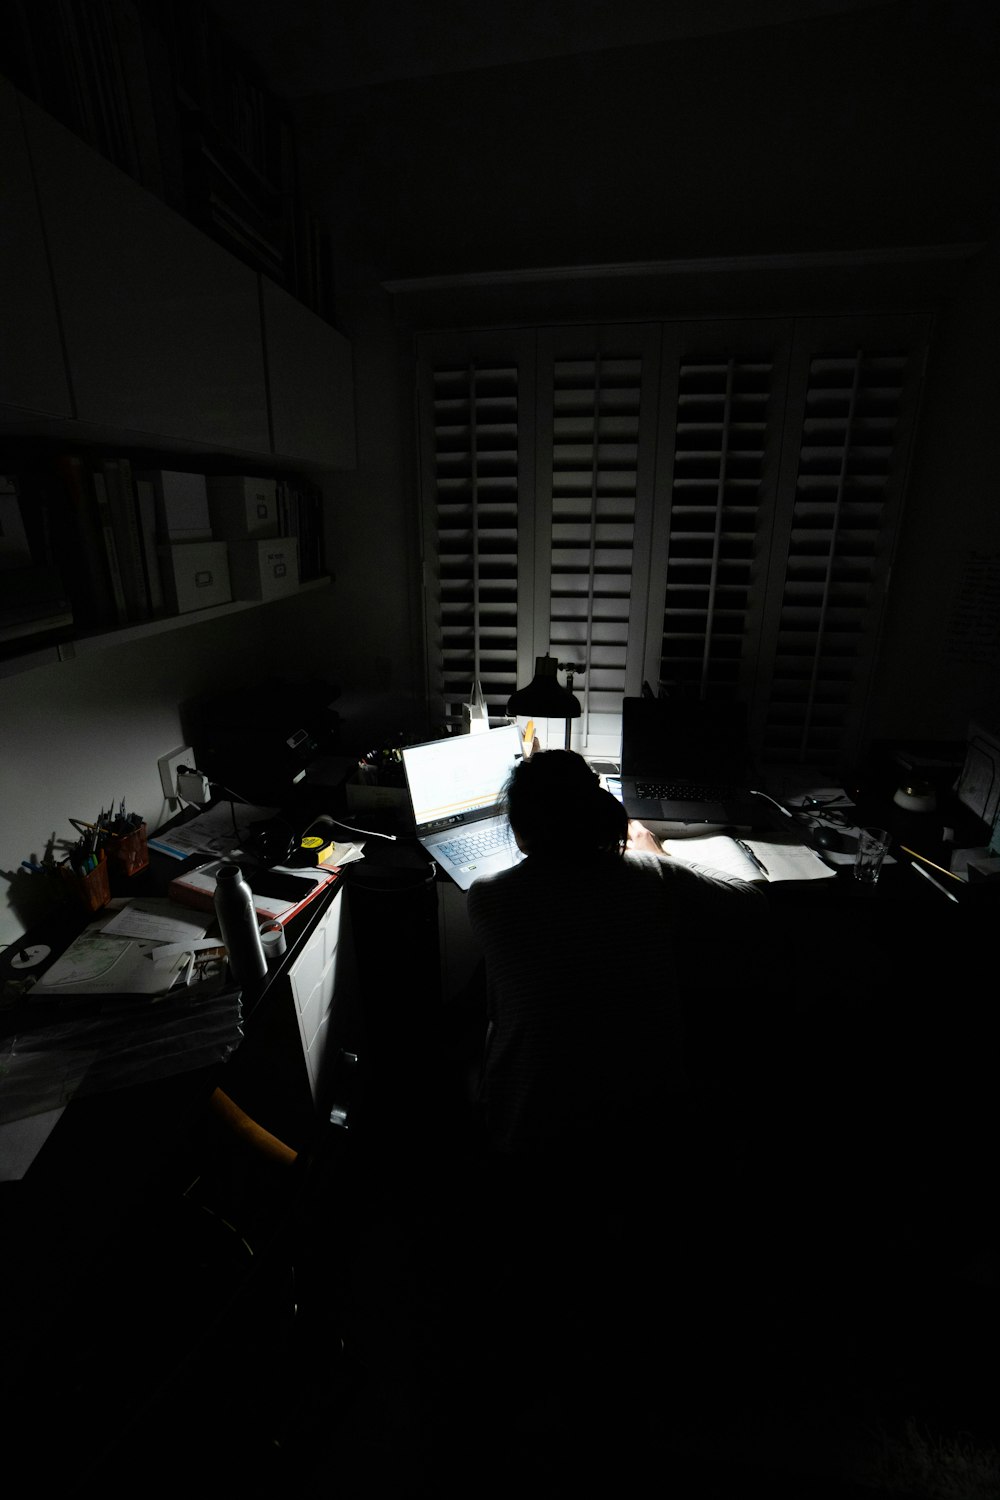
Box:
1;897;242;1126
58;801;149;912
1;794;361;1129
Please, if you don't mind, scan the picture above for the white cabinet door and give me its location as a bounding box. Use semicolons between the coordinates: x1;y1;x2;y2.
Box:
21;94;271;454
287;888;343;1102
0;81;72;419
261;276;356;467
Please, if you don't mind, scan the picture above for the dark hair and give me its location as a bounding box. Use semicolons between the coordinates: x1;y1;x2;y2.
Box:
502;749;627;856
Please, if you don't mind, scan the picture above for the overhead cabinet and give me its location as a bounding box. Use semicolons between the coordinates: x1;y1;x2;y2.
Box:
0;77;72;420
2;84;355;466
262;277;356;468
20;92;271;454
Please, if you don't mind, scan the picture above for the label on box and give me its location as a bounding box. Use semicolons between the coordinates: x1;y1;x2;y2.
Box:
228;538;299;601
160;542;232;613
207;476;279;540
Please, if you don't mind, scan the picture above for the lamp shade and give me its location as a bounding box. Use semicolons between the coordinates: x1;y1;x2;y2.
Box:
506;655;581;719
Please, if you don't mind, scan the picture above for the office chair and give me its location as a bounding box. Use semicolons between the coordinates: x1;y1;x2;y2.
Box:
58;1048;363;1486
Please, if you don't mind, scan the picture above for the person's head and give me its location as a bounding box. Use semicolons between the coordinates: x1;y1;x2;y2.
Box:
502;749;628;857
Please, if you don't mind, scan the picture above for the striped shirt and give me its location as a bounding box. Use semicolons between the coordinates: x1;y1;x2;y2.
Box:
467;849;766;1155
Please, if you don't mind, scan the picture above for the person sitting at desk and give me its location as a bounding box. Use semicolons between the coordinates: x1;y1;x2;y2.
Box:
466;748;768;1164
457;749;769;1445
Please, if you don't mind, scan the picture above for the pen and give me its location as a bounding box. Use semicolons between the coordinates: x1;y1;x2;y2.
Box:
900;846;964;884
910;860;960;903
737;839;769;878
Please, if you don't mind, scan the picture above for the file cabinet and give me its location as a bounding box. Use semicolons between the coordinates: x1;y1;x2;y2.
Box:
287;887;350;1105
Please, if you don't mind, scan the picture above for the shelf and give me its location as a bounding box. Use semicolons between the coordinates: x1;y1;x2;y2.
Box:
0;577;331;680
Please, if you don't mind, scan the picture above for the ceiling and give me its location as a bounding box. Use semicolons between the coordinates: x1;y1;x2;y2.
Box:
201;0;899;101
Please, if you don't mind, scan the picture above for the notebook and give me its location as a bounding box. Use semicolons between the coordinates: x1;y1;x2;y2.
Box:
619;696;767;825
400;723;527;890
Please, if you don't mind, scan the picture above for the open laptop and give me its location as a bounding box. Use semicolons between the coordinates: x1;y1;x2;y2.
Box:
619;696;767;825
400;723;526;890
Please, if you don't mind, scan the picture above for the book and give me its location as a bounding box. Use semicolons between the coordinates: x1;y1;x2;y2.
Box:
0;474;32;569
89;467;129;625
661;832;836;883
134;476;166;614
168;858;339;926
102;457;148;622
135;468;212;542
0;563;74;644
51;456;121;630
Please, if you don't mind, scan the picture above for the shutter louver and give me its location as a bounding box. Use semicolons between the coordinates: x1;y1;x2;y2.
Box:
418;313;927;766
760;341;920;763
430;360;520;726
546;353;646;750
658;354;777;701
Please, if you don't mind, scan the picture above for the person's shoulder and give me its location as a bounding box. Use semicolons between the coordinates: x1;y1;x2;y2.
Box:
622;850;671;876
468;859;530;908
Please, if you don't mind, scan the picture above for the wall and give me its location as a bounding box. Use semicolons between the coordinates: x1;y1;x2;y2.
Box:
870;235;1000;741
4;3;999;947
298;0;1000;753
0;588;343;949
314;265;428;752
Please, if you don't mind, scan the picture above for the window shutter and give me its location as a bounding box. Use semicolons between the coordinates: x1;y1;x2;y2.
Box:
534;327;660;756
644;320;792;706
754;315;931;765
416;331;534;729
416;312;930;767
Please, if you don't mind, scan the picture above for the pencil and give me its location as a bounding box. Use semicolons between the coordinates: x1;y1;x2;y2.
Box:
900;846;964;883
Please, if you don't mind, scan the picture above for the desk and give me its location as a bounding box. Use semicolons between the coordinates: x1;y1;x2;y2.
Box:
1;813;356;1175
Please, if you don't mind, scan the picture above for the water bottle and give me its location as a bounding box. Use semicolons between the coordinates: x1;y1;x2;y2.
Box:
213;862;267;983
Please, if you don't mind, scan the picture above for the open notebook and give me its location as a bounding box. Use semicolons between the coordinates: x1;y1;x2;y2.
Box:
661;832;836;882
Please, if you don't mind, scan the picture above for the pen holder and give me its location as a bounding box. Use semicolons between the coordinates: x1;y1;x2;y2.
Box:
108;821;149;880
60;855;110;913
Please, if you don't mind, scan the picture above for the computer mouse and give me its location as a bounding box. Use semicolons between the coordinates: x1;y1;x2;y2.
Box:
812;826;844;851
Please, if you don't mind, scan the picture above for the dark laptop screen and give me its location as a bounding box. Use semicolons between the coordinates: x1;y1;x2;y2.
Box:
620;698;749;778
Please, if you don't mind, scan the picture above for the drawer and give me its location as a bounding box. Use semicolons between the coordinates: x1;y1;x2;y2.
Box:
288;892;341;1013
294;948;337;1053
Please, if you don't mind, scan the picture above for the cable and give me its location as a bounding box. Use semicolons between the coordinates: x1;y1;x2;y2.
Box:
749;788;796;820
193;776;401;842
329;816;398;842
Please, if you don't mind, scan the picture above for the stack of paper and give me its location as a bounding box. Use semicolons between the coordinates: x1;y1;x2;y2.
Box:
29;899;210;998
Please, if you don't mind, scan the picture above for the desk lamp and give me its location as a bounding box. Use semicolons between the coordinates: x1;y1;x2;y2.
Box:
507;655;583;750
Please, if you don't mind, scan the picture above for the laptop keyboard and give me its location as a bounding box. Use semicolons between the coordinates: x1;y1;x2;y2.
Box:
437;823;512;863
637;780;737;801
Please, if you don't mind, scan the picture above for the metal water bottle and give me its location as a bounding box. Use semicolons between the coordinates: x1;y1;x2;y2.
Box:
213;862;267;983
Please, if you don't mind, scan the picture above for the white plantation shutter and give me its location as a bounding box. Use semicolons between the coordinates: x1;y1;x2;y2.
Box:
643;320;792;706
417;331;534;729
417;312;930;764
753;315;931;765
535;328;659;756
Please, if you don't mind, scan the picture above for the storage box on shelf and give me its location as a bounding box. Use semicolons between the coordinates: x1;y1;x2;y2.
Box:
0;74;349;678
227;538;299;602
207;476;280;540
159;541;232;615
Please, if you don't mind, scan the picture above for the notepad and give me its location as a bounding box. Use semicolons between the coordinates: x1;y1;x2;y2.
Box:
661;832;836;882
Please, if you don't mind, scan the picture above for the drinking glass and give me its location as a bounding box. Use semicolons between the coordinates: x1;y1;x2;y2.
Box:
854;826;891;884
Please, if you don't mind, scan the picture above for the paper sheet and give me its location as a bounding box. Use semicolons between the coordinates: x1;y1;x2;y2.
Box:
147;803;279;860
101;897;211;944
